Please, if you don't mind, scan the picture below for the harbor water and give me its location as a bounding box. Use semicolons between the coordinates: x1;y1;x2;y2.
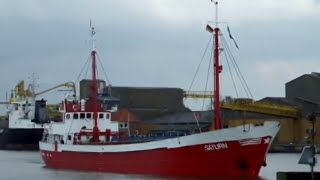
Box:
0;150;318;180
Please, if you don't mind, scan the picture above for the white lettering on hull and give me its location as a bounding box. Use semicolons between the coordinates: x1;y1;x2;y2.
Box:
204;143;228;151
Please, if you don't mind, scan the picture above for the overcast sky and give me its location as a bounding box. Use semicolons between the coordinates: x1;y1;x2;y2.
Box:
1;0;320;112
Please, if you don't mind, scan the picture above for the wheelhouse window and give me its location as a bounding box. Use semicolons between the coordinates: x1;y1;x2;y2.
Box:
73;113;79;119
66;114;71;119
119;123;128;129
106;113;110;119
99;113;104;119
80;113;85;119
86;113;92;119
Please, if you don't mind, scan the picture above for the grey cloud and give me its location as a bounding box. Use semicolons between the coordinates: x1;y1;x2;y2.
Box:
1;1;320;113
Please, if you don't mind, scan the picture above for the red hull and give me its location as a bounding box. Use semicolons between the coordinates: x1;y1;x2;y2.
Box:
40;136;270;177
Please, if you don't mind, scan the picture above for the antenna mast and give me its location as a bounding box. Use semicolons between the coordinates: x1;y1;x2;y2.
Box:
207;0;222;130
215;1;218;28
90;21;100;142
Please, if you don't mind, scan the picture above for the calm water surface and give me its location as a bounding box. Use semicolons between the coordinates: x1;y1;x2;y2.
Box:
0;150;318;180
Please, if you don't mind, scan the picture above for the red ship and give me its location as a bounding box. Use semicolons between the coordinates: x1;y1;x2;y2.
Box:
39;7;280;177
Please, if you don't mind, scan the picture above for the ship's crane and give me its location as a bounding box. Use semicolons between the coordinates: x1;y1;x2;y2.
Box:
15;80;33;98
10;81;76;102
34;82;76;96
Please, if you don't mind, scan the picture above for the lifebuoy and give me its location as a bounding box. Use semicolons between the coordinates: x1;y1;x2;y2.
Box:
73;105;79;111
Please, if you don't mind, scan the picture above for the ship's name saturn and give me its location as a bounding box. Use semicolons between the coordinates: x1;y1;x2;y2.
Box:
204;143;228;151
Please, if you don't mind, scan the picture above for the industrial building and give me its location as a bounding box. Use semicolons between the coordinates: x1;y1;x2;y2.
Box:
79;72;320;152
224;72;320;151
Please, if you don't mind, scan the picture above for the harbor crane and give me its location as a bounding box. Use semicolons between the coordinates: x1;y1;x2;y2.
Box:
10;81;76;102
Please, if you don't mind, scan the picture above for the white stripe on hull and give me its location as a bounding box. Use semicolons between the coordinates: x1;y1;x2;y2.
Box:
40;121;280;153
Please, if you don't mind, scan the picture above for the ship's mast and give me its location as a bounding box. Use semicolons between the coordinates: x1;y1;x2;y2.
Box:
213;26;222;130
90;23;100;142
208;1;222;130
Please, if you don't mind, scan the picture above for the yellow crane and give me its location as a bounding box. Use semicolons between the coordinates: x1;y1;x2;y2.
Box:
183;91;214;99
183;90;301;118
221;98;301;119
34;82;76;96
10;81;76;102
15;80;33;98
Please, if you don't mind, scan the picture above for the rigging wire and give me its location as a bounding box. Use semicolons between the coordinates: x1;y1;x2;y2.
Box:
221;34;253;99
96;54;111;85
187;35;213;93
222;35;250;98
184;35;213;132
221;37;239;98
202;43;213;110
74;56;91;84
96;62;99;81
84;57;91;79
